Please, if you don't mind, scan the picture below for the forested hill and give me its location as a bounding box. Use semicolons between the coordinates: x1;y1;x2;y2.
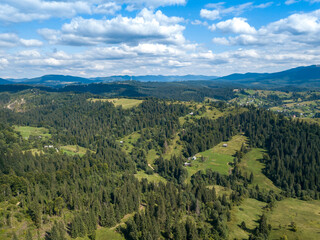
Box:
0;81;236;102
0;91;320;240
217;65;320;88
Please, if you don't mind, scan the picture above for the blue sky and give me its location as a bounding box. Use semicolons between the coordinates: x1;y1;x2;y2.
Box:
1;0;320;78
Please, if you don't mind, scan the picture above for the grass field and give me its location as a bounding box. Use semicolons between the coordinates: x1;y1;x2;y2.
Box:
189;152;233;177
119;132;141;154
23;148;43;155
228;198;266;240
60;145;91;156
146;149;159;164
89;98;143;109
163;134;183;160
96;228;125;240
185;135;247;182
134;171;167;183
207;185;233;197
268;198;320;240
239;148;281;193
212;135;247;156
14;125;51;139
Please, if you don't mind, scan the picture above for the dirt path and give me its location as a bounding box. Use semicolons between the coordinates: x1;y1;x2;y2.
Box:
148;164;154;170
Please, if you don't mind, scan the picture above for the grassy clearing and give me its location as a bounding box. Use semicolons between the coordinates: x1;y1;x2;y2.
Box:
207;185;232;197
134;171;167;183
268;198;320;240
60;145;91;156
185;135;247;182
228;198;266;240
119;132;141;154
146;149;159;164
89;98;143;109
239;149;281;193
212;135;247;156
23;148;43;156
163;134;183;160
14;125;51;139
96;228;125;240
191;152;233;175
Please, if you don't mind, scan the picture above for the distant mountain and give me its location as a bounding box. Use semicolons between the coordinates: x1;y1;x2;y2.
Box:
7;74;217;86
0;78;11;84
217;65;320;87
2;65;320;88
23;75;94;86
92;75;217;82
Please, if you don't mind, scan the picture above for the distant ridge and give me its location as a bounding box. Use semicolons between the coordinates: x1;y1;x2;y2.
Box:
1;65;320;88
217;65;320;87
24;75;93;86
3;75;218;86
0;78;11;84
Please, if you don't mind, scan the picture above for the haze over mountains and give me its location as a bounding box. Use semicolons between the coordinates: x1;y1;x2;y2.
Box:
1;65;320;88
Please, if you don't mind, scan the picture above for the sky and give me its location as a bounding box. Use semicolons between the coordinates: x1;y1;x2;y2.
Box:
1;0;320;78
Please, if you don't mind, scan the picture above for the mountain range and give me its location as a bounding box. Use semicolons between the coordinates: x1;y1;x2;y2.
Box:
1;65;320;88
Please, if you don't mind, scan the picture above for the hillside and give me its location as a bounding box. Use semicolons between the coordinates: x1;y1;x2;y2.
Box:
0;91;319;240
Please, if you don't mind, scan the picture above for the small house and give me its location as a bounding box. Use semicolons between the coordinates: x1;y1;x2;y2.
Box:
184;162;191;167
189;112;194;115
192;156;197;160
223;144;228;147
120;141;124;144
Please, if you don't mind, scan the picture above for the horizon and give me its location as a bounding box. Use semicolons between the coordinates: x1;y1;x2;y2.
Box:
3;64;318;81
1;1;320;78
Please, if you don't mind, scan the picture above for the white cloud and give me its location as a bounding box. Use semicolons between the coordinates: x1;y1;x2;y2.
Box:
191;20;208;26
122;0;186;10
0;1;92;22
212;37;229;45
285;0;300;4
0;58;9;67
212;10;320;47
201;2;273;21
93;2;121;15
285;0;320;4
200;9;220;20
0;1;124;23
266;10;320;35
214;18;257;34
39;9;186;46
0;33;43;48
0;0;187;22
20;39;43;47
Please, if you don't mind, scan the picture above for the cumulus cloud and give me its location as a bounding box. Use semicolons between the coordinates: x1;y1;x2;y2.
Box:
213;18;257;34
39;9;186;46
0;0;92;22
212;10;320;47
0;0;186;22
0;33;43;48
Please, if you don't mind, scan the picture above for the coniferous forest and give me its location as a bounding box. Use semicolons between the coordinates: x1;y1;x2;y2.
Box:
0;89;320;240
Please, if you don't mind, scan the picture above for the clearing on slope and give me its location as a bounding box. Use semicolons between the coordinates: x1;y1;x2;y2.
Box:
239;148;281;193
14;125;51;139
89;98;143;109
185;135;247;182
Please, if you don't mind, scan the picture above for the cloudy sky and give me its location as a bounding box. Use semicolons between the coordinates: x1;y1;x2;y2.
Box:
1;0;320;78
